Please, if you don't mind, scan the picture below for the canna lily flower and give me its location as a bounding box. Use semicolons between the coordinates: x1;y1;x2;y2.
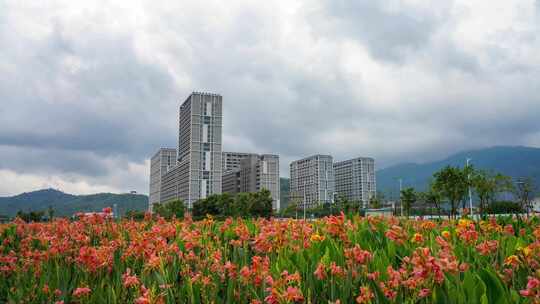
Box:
441;230;451;240
314;263;326;280
411;233;424;243
122;268;140;288
504;255;520;268
356;286;374;304
418;288;431;298
284;286;304;302
73;287;91;297
310;233;325;242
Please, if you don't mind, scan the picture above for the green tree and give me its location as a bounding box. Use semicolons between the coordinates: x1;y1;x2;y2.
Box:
249;189;273;218
472;171;512;218
125;210;146;220
16;210;45;222
218;192;235;217
47;205;55;221
514;177;536;216
192;195;221;219
400;187;417;217
369;196;381;209
421;184;443;217
233;192;252;217
154;199;185;220
281;199;300;218
433;166;469;218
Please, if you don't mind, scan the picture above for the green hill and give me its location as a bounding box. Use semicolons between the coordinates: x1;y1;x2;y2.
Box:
0;188;148;217
377;146;540;197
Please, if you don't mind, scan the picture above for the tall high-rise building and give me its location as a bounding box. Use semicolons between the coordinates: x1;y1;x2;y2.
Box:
160;92;223;208
148;148;177;212
221;153;281;210
289;155;335;208
334;157;376;208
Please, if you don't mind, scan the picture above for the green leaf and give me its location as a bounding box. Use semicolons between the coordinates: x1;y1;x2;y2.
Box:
478;269;508;304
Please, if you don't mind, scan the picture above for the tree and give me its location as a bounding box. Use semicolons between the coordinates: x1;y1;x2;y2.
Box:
400;187;417;217
422;183;443;217
218;192;235;217
47;205;55;221
369;194;382;209
433;166;469;218
192;195;221;219
514;177;536;216
472;170;512;218
249;189;273;218
232;192;252;217
154;199;185;220
125;210;146;220
16;210;45;222
281;199;300;218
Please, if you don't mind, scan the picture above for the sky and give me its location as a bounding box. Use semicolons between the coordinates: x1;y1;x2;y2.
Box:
1;0;540;196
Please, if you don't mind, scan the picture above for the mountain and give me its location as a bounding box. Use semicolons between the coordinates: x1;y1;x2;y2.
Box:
376;146;540;197
0;188;149;217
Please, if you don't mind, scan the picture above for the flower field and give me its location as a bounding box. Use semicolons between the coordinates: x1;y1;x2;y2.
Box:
1;211;540;303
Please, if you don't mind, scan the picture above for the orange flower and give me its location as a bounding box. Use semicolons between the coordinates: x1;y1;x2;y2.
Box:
504;255;520;268
310;233;325;242
411;233;424;243
441;230;451;239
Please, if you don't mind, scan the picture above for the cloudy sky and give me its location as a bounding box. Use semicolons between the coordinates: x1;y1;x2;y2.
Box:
1;0;539;196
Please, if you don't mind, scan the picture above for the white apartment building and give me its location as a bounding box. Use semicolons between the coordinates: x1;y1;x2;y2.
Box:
289;154;335;208
334;157;376;208
148;148;177;211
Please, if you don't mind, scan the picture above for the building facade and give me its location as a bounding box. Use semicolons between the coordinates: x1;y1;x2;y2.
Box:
222;170;241;195
222;152;257;173
334;157;376;208
221;153;281;210
289;155;335;208
157;92;223;208
148;148;177;212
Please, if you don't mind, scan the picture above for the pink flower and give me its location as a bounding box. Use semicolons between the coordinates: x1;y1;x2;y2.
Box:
73;287;91;297
284;286;304;302
418;288;431;298
122;268;140;288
